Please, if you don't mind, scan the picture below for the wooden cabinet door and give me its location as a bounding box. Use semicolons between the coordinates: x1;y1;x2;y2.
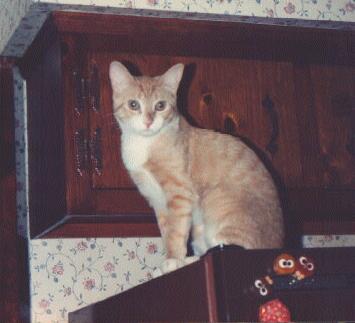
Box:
310;64;355;189
190;59;303;188
62;38;152;217
185;58;303;188
86;58;134;190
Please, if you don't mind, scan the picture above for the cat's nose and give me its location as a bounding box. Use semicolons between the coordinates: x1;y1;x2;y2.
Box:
143;113;154;128
144;119;153;128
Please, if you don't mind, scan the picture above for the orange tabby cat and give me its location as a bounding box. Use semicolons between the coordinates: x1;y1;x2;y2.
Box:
109;62;284;273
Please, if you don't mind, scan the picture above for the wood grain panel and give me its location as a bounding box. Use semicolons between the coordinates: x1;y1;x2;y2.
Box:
52;12;353;65
26;37;67;238
310;65;355;188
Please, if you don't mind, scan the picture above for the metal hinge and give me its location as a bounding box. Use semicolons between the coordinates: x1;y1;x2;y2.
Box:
72;64;102;176
73;126;103;177
72;65;100;115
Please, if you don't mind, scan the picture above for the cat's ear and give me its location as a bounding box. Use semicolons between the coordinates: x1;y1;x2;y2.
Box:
160;63;184;93
109;61;134;92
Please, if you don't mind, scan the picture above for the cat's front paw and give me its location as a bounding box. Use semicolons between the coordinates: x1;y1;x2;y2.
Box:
160;256;200;274
184;255;200;264
160;258;185;274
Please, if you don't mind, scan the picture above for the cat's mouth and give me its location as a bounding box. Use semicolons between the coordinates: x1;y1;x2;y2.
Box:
139;127;160;137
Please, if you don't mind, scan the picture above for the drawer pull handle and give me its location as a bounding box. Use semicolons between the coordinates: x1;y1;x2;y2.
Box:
89;65;100;112
91;128;103;175
73;70;86;115
262;95;279;156
74;129;88;176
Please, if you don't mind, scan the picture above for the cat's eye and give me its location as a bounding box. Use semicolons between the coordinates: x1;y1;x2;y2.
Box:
155;101;166;112
128;100;140;111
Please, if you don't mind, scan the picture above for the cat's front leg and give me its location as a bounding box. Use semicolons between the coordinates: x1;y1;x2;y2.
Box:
151;209;197;275
162;212;191;260
159;194;197;274
141;160;197;273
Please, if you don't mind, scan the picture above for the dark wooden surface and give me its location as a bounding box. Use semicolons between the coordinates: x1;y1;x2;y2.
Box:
215;246;355;321
310;64;355;188
43;214;160;238
0;58;29;322
19;11;355;238
26;37;67;238
69;246;355;322
52;11;353;65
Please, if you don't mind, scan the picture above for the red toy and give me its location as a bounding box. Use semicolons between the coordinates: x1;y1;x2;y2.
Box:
259;298;291;322
293;255;315;280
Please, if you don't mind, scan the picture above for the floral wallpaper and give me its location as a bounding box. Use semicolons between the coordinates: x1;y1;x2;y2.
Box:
14;68;29;238
3;1;354;323
33;0;355;21
30;238;164;323
0;0;32;54
1;1;355;54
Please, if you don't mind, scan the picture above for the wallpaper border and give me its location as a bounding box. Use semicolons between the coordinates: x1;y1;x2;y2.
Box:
2;2;355;57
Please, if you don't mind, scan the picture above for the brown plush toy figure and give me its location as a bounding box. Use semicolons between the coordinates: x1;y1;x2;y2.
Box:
273;253;297;275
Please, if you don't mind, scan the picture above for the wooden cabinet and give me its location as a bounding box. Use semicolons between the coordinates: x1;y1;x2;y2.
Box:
310;64;355;188
68;246;355;322
19;12;354;238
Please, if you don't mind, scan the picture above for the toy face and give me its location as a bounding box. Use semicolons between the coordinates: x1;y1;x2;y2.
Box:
273;254;297;275
293;255;315;280
254;278;270;296
299;256;315;272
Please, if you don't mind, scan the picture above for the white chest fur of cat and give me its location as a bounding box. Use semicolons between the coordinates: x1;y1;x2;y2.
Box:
110;61;285;274
121;131;167;213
